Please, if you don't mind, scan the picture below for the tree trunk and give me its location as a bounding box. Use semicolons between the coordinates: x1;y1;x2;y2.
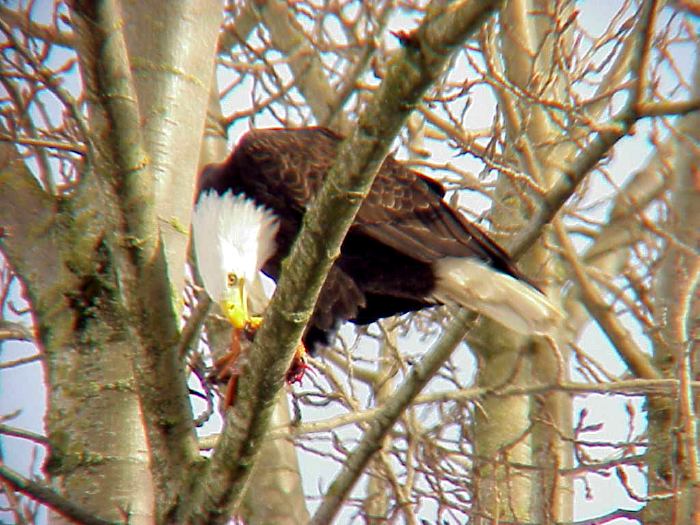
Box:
647;50;700;525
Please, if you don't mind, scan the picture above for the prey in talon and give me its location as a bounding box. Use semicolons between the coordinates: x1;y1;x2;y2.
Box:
212;270;310;408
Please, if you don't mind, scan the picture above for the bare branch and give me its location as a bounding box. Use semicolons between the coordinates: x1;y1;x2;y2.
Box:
177;290;211;360
0;140;62;301
0;133;86;155
0;320;33;342
554;219;660;380
179;1;504;522
0;424;49;446
0;5;75;47
0;464;120;525
638;98;700;117
218;2;259;54
254;0;350;131
0;354;41;369
510;0;661;258
260;377;700;440
310;309;476;525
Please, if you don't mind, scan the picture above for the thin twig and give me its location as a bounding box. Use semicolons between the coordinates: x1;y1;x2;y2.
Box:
0;133;86;155
0;464;120;525
256;378;697;441
177;290;211;360
309;310;476;525
0;354;42;370
0;424;49;446
0;5;75;47
179;1;505;522
510;0;661;259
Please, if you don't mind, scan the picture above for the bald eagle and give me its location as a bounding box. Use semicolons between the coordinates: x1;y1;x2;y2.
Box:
192;127;560;366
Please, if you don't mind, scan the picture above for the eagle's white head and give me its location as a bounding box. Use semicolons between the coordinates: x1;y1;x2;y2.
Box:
192;190;279;328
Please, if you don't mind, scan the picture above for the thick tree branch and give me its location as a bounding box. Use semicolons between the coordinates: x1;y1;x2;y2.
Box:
0;140;64;309
677;264;700;482
179;1;503;522
0;465;120;525
0;320;33;342
69;1;220;518
554;219;660;380
638;98;700;117
507;0;658;259
119;0;223;303
2;70;158;520
256;378;700;441
254;0;350;131
198;56;313;524
69;0;156;251
309;309;476;524
650;52;700;520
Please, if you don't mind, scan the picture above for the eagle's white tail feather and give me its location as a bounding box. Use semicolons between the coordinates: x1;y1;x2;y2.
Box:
432;258;562;335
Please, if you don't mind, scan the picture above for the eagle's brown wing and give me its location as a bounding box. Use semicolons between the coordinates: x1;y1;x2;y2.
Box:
197;127;533;346
228;127;523;278
354;155;522;278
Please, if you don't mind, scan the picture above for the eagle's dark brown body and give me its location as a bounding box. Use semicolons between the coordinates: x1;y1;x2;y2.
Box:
197;127;533;348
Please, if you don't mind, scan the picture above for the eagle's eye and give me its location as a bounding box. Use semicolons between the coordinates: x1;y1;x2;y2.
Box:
227;273;239;286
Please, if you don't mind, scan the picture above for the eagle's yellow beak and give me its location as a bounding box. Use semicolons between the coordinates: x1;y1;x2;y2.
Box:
222;274;248;330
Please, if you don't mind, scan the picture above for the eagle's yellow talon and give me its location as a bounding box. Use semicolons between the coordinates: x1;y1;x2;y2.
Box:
246;316;263;330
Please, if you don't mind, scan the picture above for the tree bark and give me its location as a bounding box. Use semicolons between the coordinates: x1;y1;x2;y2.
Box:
198;53;311;524
26;1;223;521
179;2;504;522
647;49;700;525
470;1;574;521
